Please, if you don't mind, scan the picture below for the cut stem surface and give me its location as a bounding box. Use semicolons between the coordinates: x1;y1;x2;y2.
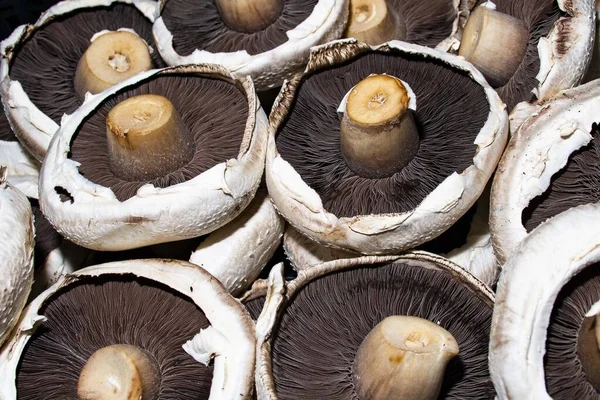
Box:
345;0;405;45
216;0;283;33
75;31;152;99
353;315;459;400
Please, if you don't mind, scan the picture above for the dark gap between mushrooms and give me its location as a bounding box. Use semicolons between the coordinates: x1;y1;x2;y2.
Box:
9;3;166;124
69;74;247;202
544;263;600;398
29;199;63;270
0;108;17;142
523;122;600;232
16;274;213;399
161;0;317;56
419;202;478;254
270;261;494;398
276;51;487;217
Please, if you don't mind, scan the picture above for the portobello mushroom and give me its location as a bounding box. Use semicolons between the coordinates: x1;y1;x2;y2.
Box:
490;79;600;264
0;167;34;347
343;0;460;48
153;0;349;90
256;253;495;398
583;1;600;82
458;0;595;112
490;203;600;399
266;39;508;255
0;259;256;399
1;0;164;160
39;64;268;251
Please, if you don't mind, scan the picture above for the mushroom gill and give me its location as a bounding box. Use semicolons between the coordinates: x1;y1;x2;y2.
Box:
69;73;246;201
160;0;317;56
16;275;213;398
266;257;495;398
276;50;489;217
8;2;164;126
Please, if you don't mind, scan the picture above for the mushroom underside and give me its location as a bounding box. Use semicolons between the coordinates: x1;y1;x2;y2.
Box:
161;0;317;56
545;263;600;398
270;261;494;398
30;200;63;269
523;122;600;232
9;3;165;125
69;74;247;201
276;51;488;217
16;274;213;399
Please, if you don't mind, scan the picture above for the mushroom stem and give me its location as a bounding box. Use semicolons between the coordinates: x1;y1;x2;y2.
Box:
216;0;283;33
344;0;405;45
106;94;194;181
340;74;419;179
353;316;459;400
458;5;528;87
578;315;600;391
77;344;159;400
75;30;152;100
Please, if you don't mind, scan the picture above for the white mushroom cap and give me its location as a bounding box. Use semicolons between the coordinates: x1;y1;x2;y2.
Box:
190;188;284;296
152;0;349;90
489;203;600;399
39;64;268;251
0;258;256;399
0;0;158;161
583;7;600;82
490;79;600;265
0;168;34;347
266;39;508;255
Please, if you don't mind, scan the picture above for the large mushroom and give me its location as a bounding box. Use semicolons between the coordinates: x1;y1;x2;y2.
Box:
1;0;164;160
458;0;595;112
490;78;600;264
0;259;256;399
266;39;508;255
39;64;268;251
152;0;348;90
583;0;600;82
490;203;600;398
0;167;34;347
256;253;495;398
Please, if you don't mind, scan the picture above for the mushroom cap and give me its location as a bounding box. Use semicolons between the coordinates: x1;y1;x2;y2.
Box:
0;170;34;347
256;253;494;399
489;203;600;398
490;78;600;265
152;0;349;90
583;9;600;82
0;0;159;161
266;39;508;255
39;64;268;251
190;188;285;296
0;258;256;399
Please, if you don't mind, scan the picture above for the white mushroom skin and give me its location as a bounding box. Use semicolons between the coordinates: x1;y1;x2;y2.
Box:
0;140;40;199
353;315;459;400
490;204;600;399
189;189;284;296
0;167;34;347
0;259;257;399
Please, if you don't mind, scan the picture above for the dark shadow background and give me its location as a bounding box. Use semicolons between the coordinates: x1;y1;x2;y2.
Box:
0;0;62;40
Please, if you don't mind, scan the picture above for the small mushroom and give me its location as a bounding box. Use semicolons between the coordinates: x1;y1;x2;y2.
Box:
153;0;349;90
344;0;461;48
0;167;34;347
458;0;595;112
39;64;268;250
490;78;600;264
1;0;163;160
0;259;256;399
266;39;507;255
256;253;495;398
490;203;600;398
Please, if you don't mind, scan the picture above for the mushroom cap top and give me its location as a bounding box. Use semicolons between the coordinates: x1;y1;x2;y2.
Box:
39;64;268;251
266;39;508;255
0;258;257;399
256;253;494;399
490;203;600;399
152;0;349;90
0;171;34;347
490;78;600;265
0;0;159;161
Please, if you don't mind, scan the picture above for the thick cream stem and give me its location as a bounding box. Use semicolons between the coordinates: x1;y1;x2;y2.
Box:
353;316;459;400
345;0;406;45
216;0;282;33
